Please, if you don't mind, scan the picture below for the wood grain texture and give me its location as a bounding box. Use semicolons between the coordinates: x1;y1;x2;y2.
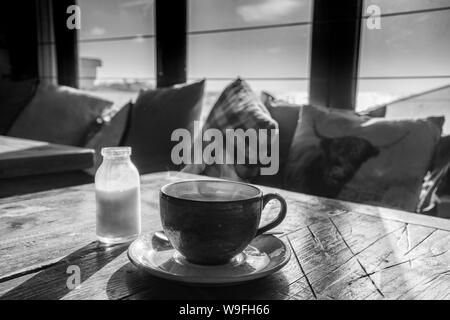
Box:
0;135;94;178
0;171;449;300
0;171;93;198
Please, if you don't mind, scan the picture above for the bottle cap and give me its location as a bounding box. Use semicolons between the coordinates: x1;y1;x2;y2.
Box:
101;147;132;158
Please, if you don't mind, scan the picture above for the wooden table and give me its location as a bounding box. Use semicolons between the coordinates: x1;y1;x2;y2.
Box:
0;135;94;197
0;135;94;178
1;171;449;300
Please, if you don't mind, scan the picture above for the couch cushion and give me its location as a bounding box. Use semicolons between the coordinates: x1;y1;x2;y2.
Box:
84;102;133;175
285;104;443;212
123;80;205;174
8;83;113;146
0;79;37;134
417;134;450;213
183;79;279;182
256;91;301;187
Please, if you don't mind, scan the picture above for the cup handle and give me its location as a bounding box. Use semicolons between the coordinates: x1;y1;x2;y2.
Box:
255;193;287;237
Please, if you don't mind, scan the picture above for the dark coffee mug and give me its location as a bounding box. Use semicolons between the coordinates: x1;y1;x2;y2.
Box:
160;180;287;265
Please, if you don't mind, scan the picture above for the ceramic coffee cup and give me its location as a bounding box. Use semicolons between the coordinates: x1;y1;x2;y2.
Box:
160;180;287;265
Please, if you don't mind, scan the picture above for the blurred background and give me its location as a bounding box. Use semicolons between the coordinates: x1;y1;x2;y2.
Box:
1;0;449;125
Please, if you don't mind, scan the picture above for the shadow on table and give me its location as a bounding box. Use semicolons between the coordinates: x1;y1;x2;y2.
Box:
1;241;128;300
106;262;292;300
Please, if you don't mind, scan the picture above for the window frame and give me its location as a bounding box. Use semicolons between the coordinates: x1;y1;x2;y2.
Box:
309;0;363;110
46;0;366;110
52;0;79;88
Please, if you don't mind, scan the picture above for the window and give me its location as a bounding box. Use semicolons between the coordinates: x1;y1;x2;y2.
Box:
36;0;57;85
357;1;450;111
77;0;155;105
188;0;313;114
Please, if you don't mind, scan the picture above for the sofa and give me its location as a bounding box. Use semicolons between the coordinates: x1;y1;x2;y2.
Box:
1;78;449;216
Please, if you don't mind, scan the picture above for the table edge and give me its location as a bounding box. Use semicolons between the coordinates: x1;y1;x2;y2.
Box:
2;170;449;232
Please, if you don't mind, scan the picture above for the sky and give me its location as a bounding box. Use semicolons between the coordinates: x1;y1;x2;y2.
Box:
77;0;450;109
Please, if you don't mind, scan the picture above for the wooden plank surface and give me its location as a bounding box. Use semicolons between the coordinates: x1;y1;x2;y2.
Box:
0;135;94;178
0;171;449;300
0;171;93;198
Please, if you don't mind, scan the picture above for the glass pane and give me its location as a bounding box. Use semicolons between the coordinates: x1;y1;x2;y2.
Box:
189;27;310;79
384;85;450;135
358;5;450;111
360;10;450;77
363;0;449;15
78;38;155;103
356;79;450;111
77;0;155;103
78;0;154;41
189;0;312;31
79;39;155;80
188;0;312;110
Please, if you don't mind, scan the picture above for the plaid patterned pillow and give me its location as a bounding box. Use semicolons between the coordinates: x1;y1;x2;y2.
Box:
189;78;278;181
205;78;276;132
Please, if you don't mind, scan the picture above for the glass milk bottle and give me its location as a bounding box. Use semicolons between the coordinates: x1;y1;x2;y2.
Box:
95;147;141;244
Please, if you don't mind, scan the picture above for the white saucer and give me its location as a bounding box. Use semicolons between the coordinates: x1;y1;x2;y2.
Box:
127;232;291;286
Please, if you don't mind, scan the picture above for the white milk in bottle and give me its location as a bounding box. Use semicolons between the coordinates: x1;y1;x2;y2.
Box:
95;147;141;244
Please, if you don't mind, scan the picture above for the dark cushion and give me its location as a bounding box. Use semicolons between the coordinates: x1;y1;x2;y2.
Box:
84;102;133;175
418;135;450;209
266;105;300;165
252;92;301;188
435;135;450;196
262;92;301;174
0;78;37;134
8;83;113;146
123;80;205;174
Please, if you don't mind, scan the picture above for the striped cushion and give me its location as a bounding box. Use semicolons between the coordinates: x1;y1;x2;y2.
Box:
200;78;278;181
205;78;275;133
